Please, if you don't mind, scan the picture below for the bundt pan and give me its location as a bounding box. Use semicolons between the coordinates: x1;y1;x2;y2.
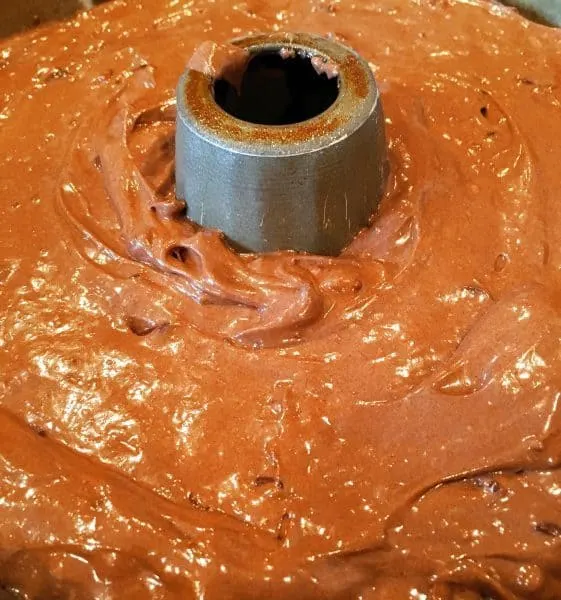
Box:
0;1;558;600
0;0;108;38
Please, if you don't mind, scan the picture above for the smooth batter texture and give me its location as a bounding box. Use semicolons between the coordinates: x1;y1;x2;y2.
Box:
1;0;561;598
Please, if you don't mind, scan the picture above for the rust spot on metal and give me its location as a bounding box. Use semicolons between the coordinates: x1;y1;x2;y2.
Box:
184;70;348;144
341;55;370;99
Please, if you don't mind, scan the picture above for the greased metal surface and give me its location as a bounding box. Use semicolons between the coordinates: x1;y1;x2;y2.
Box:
0;0;561;598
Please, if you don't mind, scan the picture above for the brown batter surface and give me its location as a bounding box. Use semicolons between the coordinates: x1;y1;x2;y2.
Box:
1;0;561;598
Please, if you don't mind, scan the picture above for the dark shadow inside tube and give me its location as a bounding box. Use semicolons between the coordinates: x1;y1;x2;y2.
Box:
213;50;340;126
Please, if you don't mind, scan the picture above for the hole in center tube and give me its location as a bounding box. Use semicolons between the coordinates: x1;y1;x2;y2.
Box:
213;49;340;125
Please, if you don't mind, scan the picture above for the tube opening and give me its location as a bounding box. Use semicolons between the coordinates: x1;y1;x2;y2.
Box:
213;49;340;126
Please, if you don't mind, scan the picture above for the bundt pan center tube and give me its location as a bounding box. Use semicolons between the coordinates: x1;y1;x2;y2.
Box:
176;33;388;255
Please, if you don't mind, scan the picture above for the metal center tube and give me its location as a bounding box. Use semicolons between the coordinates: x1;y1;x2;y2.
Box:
176;32;388;255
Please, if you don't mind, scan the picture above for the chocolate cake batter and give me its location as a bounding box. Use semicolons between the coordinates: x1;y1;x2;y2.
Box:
0;0;561;598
